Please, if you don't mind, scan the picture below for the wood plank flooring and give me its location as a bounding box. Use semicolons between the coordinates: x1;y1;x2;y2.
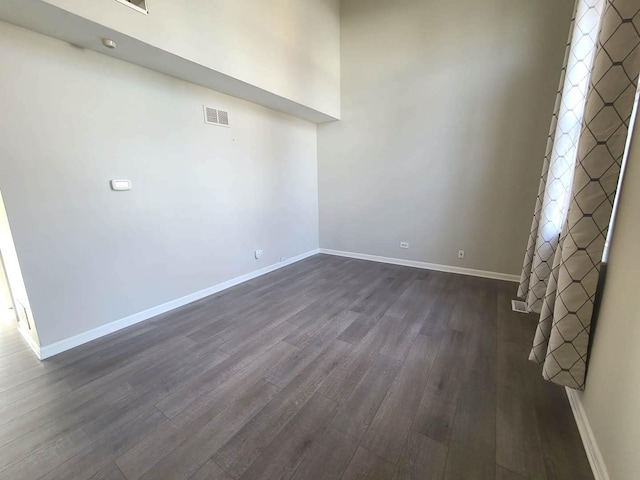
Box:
0;254;593;480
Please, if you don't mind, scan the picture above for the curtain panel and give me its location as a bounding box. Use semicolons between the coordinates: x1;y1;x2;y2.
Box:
519;0;640;390
518;0;603;313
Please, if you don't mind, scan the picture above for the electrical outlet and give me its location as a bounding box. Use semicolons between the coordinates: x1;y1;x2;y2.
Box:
280;256;287;262
400;242;409;249
255;249;264;259
458;250;465;259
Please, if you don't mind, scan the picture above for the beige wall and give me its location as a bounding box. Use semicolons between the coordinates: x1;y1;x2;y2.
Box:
37;0;341;118
577;101;640;480
0;21;319;347
318;0;575;275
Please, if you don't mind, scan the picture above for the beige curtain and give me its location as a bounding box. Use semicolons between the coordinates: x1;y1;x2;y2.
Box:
519;0;604;313
519;0;640;390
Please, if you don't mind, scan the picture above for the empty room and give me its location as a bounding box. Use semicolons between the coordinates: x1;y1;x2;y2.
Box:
0;0;638;479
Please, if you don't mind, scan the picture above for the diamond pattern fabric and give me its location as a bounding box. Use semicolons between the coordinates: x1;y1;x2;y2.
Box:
523;0;640;390
519;0;605;313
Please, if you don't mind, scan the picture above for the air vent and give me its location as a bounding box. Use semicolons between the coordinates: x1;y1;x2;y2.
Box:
205;107;218;124
203;106;230;128
511;300;528;314
218;110;229;126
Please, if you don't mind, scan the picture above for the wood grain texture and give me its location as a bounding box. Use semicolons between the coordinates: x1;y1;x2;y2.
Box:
496;465;528;480
361;334;440;463
237;393;338;480
88;464;128;480
0;255;593;480
187;460;231;480
341;447;396;480
289;428;358;480
394;431;448;480
329;353;402;441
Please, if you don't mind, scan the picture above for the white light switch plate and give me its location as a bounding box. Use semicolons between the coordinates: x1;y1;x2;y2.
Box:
110;179;132;191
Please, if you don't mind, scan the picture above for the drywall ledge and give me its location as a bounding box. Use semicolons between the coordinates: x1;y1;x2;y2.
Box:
0;1;338;124
319;249;520;283
38;249;320;359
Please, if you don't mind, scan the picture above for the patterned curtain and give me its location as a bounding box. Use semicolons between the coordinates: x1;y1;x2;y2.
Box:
520;0;640;390
518;0;604;313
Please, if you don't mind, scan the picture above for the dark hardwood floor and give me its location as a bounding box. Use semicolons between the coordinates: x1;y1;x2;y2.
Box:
0;254;593;480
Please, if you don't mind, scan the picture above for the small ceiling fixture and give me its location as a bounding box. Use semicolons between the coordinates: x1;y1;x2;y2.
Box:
102;38;117;49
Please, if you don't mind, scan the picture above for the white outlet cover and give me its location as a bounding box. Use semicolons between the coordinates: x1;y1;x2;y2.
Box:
400;242;409;249
255;250;264;259
458;250;465;259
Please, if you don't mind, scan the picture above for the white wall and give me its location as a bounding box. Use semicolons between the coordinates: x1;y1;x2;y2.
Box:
576;104;640;480
0;21;319;348
38;0;341;118
318;0;575;275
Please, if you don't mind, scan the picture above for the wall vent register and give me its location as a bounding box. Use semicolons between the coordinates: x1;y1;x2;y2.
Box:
114;0;148;14
511;300;528;314
204;106;230;127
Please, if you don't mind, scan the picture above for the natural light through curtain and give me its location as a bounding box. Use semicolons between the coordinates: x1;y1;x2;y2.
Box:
518;0;605;313
520;0;640;389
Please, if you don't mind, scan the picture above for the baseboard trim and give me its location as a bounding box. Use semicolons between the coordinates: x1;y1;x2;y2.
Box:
39;249;320;360
565;387;610;480
17;321;41;359
318;249;520;283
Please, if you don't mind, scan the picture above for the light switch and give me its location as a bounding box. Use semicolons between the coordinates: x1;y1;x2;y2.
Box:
110;179;132;191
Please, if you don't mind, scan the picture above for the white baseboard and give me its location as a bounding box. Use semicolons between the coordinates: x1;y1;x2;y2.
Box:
566;387;610;480
318;248;520;283
36;247;515;359
39;249;320;360
17;321;42;359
